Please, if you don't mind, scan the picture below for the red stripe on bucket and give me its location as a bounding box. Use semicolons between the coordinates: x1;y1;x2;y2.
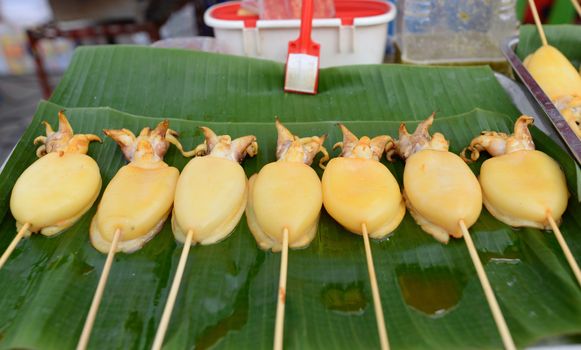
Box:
210;0;391;28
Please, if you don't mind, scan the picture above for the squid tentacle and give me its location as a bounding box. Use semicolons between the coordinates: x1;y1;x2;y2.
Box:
34;112;100;156
335;124;392;161
275;119;328;167
461;115;536;162
104;120;176;162
392;112;449;160
176;126;258;162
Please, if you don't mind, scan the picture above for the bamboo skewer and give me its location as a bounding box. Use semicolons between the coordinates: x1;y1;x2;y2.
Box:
460;220;516;350
77;228;122;350
0;222;31;269
570;0;581;18
361;223;389;350
547;215;581;287
274;227;289;350
528;0;548;46
151;229;195;350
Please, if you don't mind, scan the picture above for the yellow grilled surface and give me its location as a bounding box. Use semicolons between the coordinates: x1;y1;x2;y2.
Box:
10;152;101;231
173;157;247;243
252;161;322;246
245;174;273;249
404;150;482;236
95;162;178;241
524;45;581;100
322;158;404;236
480;150;568;225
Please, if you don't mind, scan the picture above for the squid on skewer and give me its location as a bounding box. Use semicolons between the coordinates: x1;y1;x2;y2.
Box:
461;116;578;287
391;114;516;350
171;127;258;245
246;118;327;252
462;116;568;230
322;124;405;349
323;124;405;238
78;121;182;350
524;45;581;138
524;0;581;138
152;127;258;350
2;112;101;268
246;118;328;350
388;113;482;243
90;121;180;253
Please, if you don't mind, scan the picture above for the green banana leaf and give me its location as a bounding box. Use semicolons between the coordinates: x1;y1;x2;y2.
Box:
517;24;581;67
0;99;580;350
48;46;520;122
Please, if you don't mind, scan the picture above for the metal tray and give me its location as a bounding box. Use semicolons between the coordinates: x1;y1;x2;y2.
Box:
502;36;581;166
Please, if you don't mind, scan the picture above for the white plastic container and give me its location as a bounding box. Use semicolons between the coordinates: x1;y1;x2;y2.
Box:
204;0;396;68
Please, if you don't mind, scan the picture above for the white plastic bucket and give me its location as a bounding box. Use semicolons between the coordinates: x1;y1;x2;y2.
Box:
204;0;396;67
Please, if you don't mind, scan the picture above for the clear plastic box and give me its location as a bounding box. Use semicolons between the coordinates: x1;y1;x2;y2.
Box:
396;0;518;64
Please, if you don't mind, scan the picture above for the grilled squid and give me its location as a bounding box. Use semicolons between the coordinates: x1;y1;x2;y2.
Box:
461;115;568;229
322;124;405;238
171;127;258;244
90;121;180;253
246;118;328;251
524;45;581;137
390;114;482;243
10;111;102;236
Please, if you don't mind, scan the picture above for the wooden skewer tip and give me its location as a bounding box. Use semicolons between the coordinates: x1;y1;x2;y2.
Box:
570;0;581;18
151;229;195;350
77;228;122;350
546;215;581;288
361;223;389;350
460;220;516;350
527;0;549;46
0;222;31;270
274;227;289;350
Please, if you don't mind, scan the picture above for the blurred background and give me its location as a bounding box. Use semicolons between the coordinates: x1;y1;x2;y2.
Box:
0;0;200;161
0;0;580;163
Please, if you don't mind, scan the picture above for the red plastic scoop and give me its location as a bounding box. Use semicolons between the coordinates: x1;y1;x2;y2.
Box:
284;0;320;94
